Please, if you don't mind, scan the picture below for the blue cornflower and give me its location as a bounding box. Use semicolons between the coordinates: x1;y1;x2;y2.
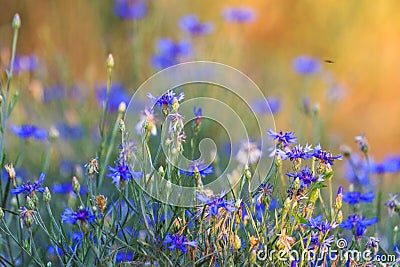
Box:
95;83;131;111
156;38;191;58
147;90;184;107
222;7;255;23
56;122;84;140
292;55;321;75
308;214;338;233
13;54;39;74
344;154;370;187
277;143;313;161
312;144;342;165
251;97;281;115
11;124;48;140
180;159;213;177
267;129;297;147
151;38;191;70
116;251;134;263
61;206;95;225
372;155;400;174
113;0;147;20
52;182;85;196
197;191;236;216
286;166;318;187
179;14;213;35
11;173;46;195
163;234;197;253
107;159;142;187
342;191;375;205
340;214;377;238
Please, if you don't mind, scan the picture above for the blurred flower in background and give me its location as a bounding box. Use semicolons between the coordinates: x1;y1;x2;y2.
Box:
11;124;48;141
12;54;39;74
222;6;256;23
95;83;130;111
292;55;322;75
251;96;281;115
113;0;148;20
151;38;192;69
179;14;213;36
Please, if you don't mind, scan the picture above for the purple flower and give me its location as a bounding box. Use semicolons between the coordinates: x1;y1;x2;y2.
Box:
52;182;85;196
116;251;134;263
163;234;197;253
312;144;342;165
179;14;213;36
308;215;338;233
11;173;46;195
179;159;213;177
151;38;191;70
251;97;281;115
13;54;39;74
267;129;297;147
197;191;236;216
61;207;95;225
11;125;48;140
371;155;400;174
342;191;375;205
113;0;147;20
222;7;255;23
56;122;84;140
147;90;184;107
292;55;321;75
344;154;370;187
286;166;318;187
95;83;131;111
277;143;313;161
340;214;377;238
107;160;142;187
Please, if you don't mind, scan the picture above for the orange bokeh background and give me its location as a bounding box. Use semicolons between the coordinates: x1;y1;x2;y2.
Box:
1;0;400;160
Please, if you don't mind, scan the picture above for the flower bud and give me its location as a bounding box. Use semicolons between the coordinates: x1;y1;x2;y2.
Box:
243;215;249;227
244;165;251;181
250;249;257;265
171;97;179;113
43;187;51;203
106;53;114;69
26;196;35;210
72;176;81;194
340;144;352;157
12;13;21;29
355;134;369;153
24;214;34;229
31;193;39;206
275;154;282;167
158;166;165;177
0;207;4;220
118;102;126;113
233;235;241;251
337;210;343;224
335;186;343;210
49;126;60;141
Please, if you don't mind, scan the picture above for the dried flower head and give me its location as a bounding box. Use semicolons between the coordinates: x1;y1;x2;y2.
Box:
95;194;107;213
